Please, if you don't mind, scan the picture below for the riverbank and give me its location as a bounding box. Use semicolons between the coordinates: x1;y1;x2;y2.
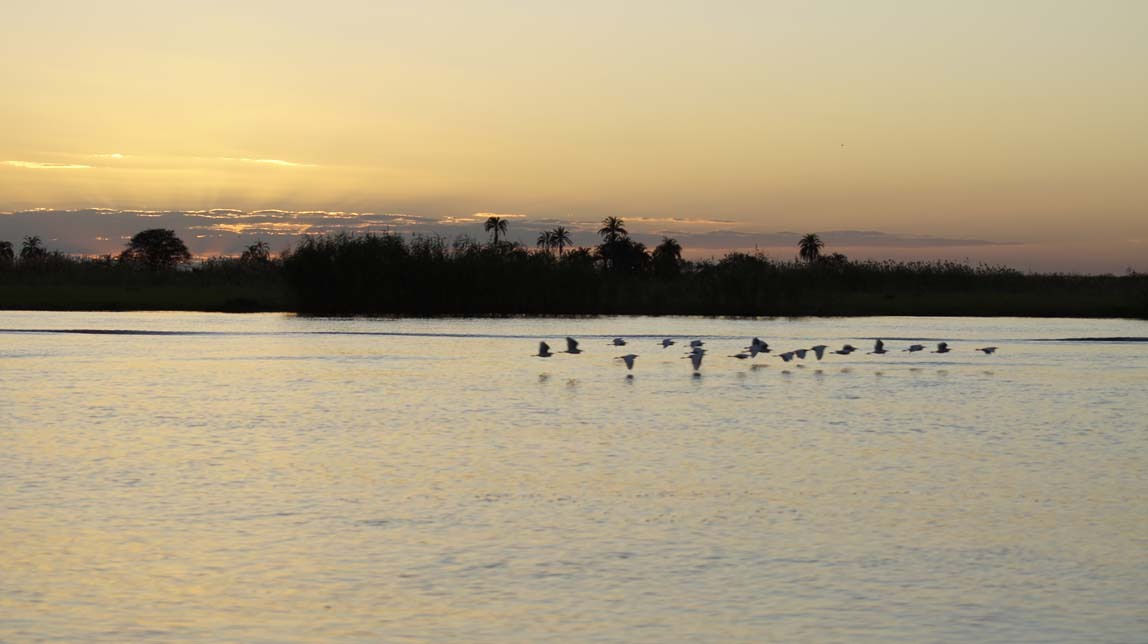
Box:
2;239;1145;318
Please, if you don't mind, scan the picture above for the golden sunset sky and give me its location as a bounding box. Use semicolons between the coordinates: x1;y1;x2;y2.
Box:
1;1;1145;271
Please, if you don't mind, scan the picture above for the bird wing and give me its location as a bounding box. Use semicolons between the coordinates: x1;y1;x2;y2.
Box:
690;352;703;370
566;337;579;352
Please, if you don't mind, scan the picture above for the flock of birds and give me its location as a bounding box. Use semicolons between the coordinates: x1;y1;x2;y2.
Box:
535;336;998;374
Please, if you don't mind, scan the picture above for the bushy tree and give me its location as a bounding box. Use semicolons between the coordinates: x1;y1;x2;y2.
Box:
0;240;13;266
240;240;271;264
120;229;191;269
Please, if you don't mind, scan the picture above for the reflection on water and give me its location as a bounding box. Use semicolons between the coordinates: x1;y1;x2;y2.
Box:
2;312;1147;642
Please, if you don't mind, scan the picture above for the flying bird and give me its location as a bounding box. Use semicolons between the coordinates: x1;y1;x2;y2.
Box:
834;344;858;355
905;344;925;353
689;340;705;348
536;342;552;358
564;337;582;354
870;339;887;354
810;345;828;360
661;338;675;348
934;342;951;354
794;349;808;359
730;352;751;360
976;346;998;354
746;337;769;354
616;354;638;370
778;351;795;362
688;348;704;372
611;338;626;346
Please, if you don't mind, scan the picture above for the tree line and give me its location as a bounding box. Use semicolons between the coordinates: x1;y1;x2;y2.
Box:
2;220;1145;317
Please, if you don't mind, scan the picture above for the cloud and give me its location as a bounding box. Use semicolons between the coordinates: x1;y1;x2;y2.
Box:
3;160;92;170
0;208;1015;261
668;229;1013;250
221;157;317;168
469;212;529;220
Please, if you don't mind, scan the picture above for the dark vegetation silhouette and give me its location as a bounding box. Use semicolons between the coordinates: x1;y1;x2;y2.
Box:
279;222;1147;317
799;233;824;263
119;229;192;269
0;232;284;311
21;236;47;261
1;227;1145;317
484;216;508;245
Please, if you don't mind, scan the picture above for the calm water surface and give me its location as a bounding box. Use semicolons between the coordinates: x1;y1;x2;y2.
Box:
2;312;1146;642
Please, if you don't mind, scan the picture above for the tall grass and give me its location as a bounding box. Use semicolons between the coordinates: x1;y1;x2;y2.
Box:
2;235;1143;317
0;253;288;311
281;233;1148;318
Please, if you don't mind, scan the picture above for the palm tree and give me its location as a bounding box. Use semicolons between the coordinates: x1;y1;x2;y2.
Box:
484;216;509;245
20;235;46;261
536;231;553;254
652;237;683;277
798;233;824;263
598;217;627;244
653;236;682;261
550;226;572;256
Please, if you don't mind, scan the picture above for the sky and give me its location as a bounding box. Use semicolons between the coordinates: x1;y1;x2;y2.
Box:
1;1;1145;272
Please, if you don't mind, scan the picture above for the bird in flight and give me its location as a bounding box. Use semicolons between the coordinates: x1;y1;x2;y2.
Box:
611;338;627;346
905;344;925;353
870;339;887;354
536;342;552;358
934;342;951;354
661;338;675;348
976;346;998;354
810;345;828;360
616;354;638;370
688;348;704;372
564;337;582;354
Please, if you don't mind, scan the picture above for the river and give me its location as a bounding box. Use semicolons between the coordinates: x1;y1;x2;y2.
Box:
2;312;1146;642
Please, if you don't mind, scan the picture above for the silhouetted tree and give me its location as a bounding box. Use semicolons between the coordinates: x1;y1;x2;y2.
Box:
820;252;849;266
798;233;824;263
597;217;627;244
536;230;553;254
550;226;572;256
20;235;47;262
120;229;191;269
0;240;13;266
241;240;271;264
652;236;683;277
484;216;508;245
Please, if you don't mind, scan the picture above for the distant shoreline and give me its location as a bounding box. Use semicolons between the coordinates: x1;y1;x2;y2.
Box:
3;231;1145;319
